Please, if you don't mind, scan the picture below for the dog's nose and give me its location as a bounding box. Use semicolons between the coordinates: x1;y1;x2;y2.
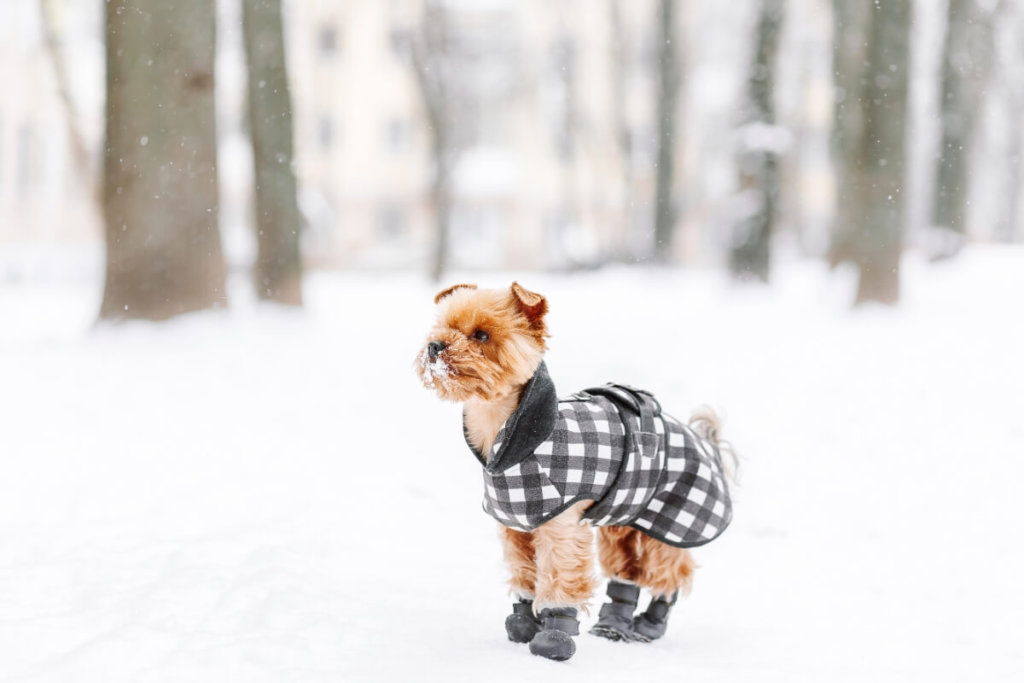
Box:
427;341;447;360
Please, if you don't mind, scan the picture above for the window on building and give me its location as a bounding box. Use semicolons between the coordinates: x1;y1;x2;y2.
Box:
550;33;577;162
389;27;411;61
0;115;5;194
386;118;410;154
376;203;407;239
318;24;339;57
16;124;33;197
318;115;334;151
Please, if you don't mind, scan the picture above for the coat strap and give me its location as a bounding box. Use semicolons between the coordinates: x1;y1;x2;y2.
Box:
582;384;661;457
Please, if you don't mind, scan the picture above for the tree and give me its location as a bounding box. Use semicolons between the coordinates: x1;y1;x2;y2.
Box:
410;2;517;279
39;0;98;209
730;0;785;282
411;1;458;283
608;0;635;261
100;0;226;321
995;7;1024;242
854;0;913;305
930;0;997;256
828;1;870;268
652;0;680;263
242;0;303;305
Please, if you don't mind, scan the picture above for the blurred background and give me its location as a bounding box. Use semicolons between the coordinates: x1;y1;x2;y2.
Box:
2;2;1024;681
1;0;1021;310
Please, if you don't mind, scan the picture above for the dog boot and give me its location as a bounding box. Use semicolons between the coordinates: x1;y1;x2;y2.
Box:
528;607;579;661
505;598;542;643
589;580;640;642
632;591;677;643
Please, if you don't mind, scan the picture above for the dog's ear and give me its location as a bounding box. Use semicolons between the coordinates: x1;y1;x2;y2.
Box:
510;282;548;329
434;283;477;304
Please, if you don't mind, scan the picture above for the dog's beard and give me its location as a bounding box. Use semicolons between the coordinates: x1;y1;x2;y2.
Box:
418;347;452;390
418;347;524;403
417;347;481;401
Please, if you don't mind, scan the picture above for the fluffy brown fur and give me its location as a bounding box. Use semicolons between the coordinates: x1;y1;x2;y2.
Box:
531;500;597;612
500;527;537;597
417;283;712;618
418;284;547;408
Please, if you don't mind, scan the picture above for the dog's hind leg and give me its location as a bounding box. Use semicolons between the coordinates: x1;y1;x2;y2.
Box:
591;527;696;642
596;525;643;583
500;526;541;643
527;500;596;660
636;534;695;597
631;535;696;642
590;526;644;641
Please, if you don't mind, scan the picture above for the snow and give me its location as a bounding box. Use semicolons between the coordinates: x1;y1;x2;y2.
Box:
452;147;522;198
2;248;1023;682
735;121;793;155
417;346;452;392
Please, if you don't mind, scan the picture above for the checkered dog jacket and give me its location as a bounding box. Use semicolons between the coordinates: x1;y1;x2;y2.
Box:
464;362;732;548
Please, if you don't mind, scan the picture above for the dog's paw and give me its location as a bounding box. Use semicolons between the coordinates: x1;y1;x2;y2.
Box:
589;623;634;642
505;599;541;644
505;613;541;643
588;625;630;642
589;589;634;643
529;629;576;661
631;597;675;642
527;607;579;661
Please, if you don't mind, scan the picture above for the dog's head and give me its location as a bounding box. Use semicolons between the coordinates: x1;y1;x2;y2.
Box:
416;282;549;402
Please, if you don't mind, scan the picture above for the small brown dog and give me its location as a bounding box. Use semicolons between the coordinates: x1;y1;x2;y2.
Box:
418;282;733;661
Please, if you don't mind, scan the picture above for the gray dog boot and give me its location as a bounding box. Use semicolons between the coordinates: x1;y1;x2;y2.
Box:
632;591;677;642
589;580;640;642
505;598;542;643
528;607;579;661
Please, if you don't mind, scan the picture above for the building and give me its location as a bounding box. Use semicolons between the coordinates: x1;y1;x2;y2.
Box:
0;0;103;256
2;0;841;274
285;0;659;270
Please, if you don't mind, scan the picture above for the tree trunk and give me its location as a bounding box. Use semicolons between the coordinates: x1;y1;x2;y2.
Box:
1000;82;1023;242
730;0;784;282
828;1;870;268
242;0;303;305
652;0;680;263
931;0;996;247
994;3;1022;243
854;0;912;306
608;0;634;261
412;1;454;283
429;146;453;283
100;0;226;321
40;0;98;206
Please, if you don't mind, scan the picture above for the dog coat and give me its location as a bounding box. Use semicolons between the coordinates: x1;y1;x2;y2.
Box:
464;362;733;548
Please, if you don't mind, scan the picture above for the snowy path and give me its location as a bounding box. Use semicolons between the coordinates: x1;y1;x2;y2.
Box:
2;250;1023;681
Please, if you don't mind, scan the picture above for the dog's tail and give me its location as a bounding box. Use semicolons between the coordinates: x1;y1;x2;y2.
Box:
689;406;739;485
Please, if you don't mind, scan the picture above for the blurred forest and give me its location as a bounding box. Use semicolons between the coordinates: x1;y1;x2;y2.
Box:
0;0;1021;320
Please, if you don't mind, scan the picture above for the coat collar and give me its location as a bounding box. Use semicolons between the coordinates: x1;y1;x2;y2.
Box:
463;361;558;473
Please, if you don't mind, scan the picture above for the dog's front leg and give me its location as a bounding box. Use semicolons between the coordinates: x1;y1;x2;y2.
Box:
533;500;597;609
525;500;596;660
500;526;537;598
500;526;542;644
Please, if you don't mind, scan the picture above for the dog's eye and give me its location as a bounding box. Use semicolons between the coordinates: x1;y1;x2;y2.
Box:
472;329;490;342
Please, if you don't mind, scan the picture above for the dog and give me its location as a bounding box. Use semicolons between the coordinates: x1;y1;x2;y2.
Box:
417;282;733;661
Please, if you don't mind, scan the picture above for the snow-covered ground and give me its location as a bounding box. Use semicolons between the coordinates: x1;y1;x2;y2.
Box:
2;249;1023;682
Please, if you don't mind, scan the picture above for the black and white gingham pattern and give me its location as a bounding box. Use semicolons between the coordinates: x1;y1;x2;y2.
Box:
627;415;732;546
482;398;621;529
481;391;732;548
